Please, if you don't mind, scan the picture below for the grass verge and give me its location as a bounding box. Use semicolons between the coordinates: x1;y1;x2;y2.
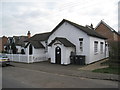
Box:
92;67;120;75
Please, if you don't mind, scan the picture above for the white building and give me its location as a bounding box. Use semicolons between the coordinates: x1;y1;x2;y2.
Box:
25;19;109;65
24;32;51;62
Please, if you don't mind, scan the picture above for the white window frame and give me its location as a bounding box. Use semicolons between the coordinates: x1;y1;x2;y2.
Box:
94;41;98;54
100;42;103;54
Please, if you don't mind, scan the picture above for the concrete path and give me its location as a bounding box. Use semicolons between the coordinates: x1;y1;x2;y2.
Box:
78;59;109;71
9;61;119;81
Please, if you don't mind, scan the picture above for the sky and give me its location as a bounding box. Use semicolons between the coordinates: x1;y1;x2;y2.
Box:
0;0;119;37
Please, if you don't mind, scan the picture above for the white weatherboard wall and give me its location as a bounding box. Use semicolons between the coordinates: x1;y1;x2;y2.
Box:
25;44;47;62
48;22;90;64
89;36;107;64
50;41;65;64
65;47;75;64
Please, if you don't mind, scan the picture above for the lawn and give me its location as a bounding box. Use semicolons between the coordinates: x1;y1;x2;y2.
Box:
92;67;120;75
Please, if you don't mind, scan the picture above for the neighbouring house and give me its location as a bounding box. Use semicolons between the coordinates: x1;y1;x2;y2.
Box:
0;36;8;53
95;20;120;64
24;32;51;62
95;20;120;43
47;19;109;65
4;31;30;54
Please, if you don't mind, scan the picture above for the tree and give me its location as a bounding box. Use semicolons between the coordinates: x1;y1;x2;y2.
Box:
109;41;120;68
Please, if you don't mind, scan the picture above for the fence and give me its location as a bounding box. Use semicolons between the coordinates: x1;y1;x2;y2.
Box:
6;54;48;63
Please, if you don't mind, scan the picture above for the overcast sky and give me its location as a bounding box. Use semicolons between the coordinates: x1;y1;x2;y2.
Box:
0;0;119;37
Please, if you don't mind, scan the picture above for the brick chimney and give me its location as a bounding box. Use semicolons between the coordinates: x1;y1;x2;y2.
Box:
27;31;31;38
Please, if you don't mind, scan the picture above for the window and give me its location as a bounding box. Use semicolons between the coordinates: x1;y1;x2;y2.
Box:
100;42;103;54
79;38;83;52
94;41;98;54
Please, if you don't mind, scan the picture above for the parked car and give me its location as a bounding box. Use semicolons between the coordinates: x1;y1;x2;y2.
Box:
0;54;10;67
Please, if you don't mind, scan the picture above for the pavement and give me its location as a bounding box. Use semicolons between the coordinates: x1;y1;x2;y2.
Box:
78;58;109;71
9;60;120;82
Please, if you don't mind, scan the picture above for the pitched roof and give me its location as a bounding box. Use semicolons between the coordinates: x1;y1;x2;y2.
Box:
24;40;45;49
29;32;51;41
13;36;28;47
24;32;50;49
48;37;75;47
4;36;28;47
50;19;107;39
95;20;120;36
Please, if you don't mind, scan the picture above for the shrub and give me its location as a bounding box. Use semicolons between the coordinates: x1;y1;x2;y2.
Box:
109;41;120;68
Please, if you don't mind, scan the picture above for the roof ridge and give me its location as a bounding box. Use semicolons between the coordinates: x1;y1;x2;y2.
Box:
63;19;106;39
35;32;51;35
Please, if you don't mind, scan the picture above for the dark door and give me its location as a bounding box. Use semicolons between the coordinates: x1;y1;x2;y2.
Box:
29;44;33;55
55;46;61;64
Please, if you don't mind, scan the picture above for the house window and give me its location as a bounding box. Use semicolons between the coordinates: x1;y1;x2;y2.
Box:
79;38;83;52
100;42;103;54
94;41;98;54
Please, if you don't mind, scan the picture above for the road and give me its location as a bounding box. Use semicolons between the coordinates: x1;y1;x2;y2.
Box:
2;66;119;88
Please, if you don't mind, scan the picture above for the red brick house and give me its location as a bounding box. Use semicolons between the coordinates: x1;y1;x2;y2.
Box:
95;20;120;43
0;36;8;53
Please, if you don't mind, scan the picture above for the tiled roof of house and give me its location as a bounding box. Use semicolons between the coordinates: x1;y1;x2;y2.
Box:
4;36;28;47
48;37;75;47
29;32;51;41
51;19;107;39
24;40;45;49
24;32;51;48
13;36;28;47
95;20;120;36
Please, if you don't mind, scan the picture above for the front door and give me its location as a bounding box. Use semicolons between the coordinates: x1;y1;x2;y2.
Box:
55;46;61;64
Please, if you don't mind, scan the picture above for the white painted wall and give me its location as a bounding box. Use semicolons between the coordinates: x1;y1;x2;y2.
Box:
25;43;47;62
16;46;21;53
41;41;46;47
88;36;108;64
50;41;64;64
33;47;45;56
48;21;90;64
25;44;29;55
50;40;75;65
65;47;75;64
48;21;107;64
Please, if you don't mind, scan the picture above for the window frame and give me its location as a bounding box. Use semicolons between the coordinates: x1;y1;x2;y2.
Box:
94;41;98;54
100;42;104;54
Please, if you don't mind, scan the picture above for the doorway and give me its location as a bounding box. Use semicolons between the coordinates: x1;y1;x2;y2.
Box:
29;44;33;55
55;46;61;64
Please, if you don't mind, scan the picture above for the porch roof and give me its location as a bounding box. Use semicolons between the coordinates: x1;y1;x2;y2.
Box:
48;37;75;47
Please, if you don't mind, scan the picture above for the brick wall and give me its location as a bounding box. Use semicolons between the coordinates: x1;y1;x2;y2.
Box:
95;23;118;42
0;36;8;52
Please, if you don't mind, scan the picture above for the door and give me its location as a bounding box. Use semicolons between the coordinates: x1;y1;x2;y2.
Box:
55;46;61;64
29;44;33;55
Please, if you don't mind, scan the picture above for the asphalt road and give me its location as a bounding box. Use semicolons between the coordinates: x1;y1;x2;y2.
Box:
2;66;119;88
